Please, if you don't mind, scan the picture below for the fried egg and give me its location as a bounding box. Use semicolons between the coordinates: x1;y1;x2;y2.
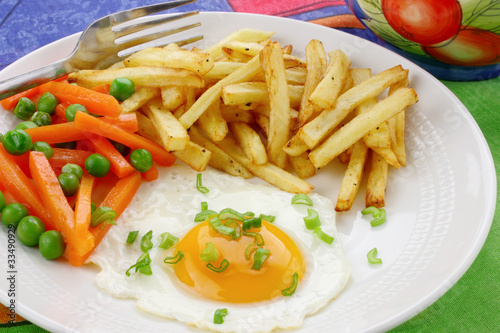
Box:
89;164;350;332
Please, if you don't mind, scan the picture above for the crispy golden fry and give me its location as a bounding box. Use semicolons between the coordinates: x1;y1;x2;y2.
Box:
288;152;316;179
179;55;261;129
220;104;254;123
204;28;275;60
309;49;351;110
388;78;409;167
120;87;160;114
204;62;245;81
254;113;270;137
172;140;212;172
230;121;268;165
335;140;369;212
284;65;408;156
221;82;303;109
366;151;389;208
161;86;186;110
68;67;204;89
136;111;163;146
260;42;291;169
296;39;327;129
221;46;255;62
196;98;228;142
141;100;190;151
124;47;214;75
309;87;418;168
189;126;253;178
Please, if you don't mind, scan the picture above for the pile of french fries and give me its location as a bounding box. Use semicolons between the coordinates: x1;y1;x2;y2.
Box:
67;28;418;212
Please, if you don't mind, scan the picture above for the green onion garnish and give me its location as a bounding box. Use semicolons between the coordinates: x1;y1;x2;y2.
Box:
200;242;219;263
242;217;262;231
361;206;381;217
201;201;208;211
207;259;229;273
224;219;241;240
126;252;152;277
291;193;313;206
209;217;236;237
303;208;321;230
244;243;260;260
243;231;264;246
126;230;139;244
259;213;276;223
164;251;184;264
370;208;386;227
251;248;271;270
313;227;334;244
218;208;245;221
196;173;209;194
91;206;117;227
214;308;228;324
138;265;152;276
194;209;218;222
367;247;382;264
281;272;299;296
243;211;255;217
158;232;178;249
141;230;153;252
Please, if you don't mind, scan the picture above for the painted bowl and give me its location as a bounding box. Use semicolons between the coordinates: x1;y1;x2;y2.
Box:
345;0;500;81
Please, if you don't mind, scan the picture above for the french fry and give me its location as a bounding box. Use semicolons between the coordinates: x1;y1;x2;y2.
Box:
141;100;190;151
366;151;389;208
230;121;268;165
161;86;186;110
196;98;228;142
221;82;303;109
335;140;369;212
260;42;291;169
68;67;204;89
309;86;418;168
203;62;245;81
204;28;275;60
172;140;212;172
288;152;316;179
120;87;160;114
388;78;409;167
220;104;254;123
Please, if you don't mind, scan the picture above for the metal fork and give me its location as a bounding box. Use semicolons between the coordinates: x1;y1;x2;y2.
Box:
0;0;203;100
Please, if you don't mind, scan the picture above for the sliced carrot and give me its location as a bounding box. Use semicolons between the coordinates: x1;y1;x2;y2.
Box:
29;151;94;256
141;163;159;182
9;152;31;178
67;172;142;266
39;81;122;118
0;145;52;227
74;111;176;166
88;135;135;178
25;122;88;144
101;112;139;132
54;102;71;120
48;148;92;170
92;84;110;94
74;173;95;235
1;86;40;110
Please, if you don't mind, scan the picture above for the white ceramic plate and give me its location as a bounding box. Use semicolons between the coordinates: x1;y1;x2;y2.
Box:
0;12;496;333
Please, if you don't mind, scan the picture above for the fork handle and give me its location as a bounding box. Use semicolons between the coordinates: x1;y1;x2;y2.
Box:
0;59;68;101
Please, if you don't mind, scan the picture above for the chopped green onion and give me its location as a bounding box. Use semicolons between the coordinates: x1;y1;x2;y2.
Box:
370;208;386;227
138;265;152;276
207;259;230;273
281;272;299;296
196;173;209;194
244;243;260;260
243;231;264;246
313;227;334;244
303;208;321;230
251;248;271;270
361;206;381;218
158;232;178;249
291;193;313;206
209;217;236;237
224;219;241;240
259;213;276;223
91;206;117;227
201;201;208;211
200;242;219;263
126;230;139;244
243;211;255;217
126;252;152;276
194;209;218;222
214;308;228;324
367;247;382;264
141;230;153;252
218;208;245;221
164;251;184;264
242;217;262;231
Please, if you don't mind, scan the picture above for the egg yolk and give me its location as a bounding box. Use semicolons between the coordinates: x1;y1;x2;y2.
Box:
172;220;305;303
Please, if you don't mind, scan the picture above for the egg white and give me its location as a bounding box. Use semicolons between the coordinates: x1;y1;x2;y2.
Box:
89;164;350;333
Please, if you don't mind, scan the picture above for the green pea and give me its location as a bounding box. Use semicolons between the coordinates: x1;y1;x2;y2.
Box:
109;78;135;102
110;140;131;157
16;216;46;247
85;153;111;178
65;104;89;122
30;111;52;127
58;173;80;197
15;121;38;131
54;141;77;149
36;92;59;115
32;141;54;159
129;149;153;172
39;230;66;260
1;203;28;228
14;97;36;120
61;163;83;180
0;190;5;212
2;129;33;155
